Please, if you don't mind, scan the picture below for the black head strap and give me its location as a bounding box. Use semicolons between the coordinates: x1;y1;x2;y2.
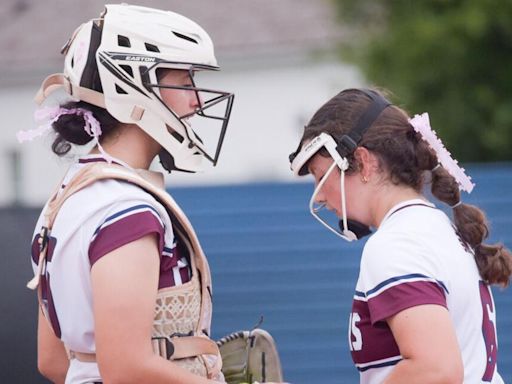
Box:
337;89;391;157
289;89;392;165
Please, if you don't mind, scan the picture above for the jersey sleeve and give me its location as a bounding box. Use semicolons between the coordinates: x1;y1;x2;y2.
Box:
87;200;166;266
360;230;448;325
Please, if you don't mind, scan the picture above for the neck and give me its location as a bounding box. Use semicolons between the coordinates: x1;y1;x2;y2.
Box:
370;184;424;228
90;123;161;170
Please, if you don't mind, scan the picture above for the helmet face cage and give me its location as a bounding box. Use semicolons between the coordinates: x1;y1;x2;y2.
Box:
142;61;234;166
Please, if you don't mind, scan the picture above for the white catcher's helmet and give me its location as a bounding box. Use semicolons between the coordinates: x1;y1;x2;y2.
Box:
36;4;234;172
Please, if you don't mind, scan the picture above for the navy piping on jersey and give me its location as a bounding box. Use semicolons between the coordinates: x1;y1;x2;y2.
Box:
357;357;402;372
163;246;174;254
366;273;449;296
93;204;164;237
78;157;123;166
355;290;366;298
387;202;436;220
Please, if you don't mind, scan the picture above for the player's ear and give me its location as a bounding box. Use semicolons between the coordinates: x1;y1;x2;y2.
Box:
353;147;375;179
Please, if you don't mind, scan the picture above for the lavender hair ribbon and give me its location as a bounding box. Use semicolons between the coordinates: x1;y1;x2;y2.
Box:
17;106;114;163
409;112;474;193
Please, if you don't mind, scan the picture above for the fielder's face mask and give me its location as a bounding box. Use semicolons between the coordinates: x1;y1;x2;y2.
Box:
289;89;391;241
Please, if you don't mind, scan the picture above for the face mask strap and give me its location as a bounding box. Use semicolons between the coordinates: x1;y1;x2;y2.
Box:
339;164;358;241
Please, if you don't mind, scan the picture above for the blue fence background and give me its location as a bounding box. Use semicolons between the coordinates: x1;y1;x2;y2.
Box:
170;162;512;384
1;162;510;383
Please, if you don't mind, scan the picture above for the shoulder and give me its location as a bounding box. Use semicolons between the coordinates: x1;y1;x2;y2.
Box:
63;171;168;220
364;204;451;259
361;205;452;289
359;206;452;323
384;203;449;233
55;169;174;263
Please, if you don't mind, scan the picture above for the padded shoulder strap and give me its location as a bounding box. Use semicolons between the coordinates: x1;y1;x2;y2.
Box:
29;163;213;301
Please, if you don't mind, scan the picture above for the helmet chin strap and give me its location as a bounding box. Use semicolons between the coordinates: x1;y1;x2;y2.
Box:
309;160;371;242
342;219;372;239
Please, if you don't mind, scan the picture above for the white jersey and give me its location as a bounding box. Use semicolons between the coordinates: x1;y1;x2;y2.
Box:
349;199;504;384
30;155;191;384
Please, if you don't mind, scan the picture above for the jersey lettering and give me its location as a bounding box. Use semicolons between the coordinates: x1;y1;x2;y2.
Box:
32;233;61;337
479;281;497;381
349;312;363;351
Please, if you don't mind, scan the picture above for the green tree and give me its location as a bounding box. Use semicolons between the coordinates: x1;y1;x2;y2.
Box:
333;0;512;161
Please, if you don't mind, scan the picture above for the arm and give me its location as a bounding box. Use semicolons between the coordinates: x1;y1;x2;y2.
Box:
37;307;69;384
91;233;220;384
382;304;463;384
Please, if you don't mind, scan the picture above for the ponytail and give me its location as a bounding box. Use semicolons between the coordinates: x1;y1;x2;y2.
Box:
51;101;119;156
430;166;512;287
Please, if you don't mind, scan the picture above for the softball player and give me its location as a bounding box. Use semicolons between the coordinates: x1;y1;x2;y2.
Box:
21;4;234;383
289;88;511;383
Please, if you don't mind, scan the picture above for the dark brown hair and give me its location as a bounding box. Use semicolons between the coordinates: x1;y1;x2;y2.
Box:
301;88;512;287
51;101;119;156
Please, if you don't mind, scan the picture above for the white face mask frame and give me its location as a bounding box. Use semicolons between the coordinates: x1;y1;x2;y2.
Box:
290;133;358;241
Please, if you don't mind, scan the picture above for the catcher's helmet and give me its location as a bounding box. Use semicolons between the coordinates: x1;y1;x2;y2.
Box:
38;4;234;173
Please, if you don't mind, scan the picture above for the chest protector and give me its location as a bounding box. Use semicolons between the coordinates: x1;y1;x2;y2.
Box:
27;162;223;380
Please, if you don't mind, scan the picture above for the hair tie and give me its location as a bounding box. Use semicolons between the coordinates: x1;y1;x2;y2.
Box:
451;201;463;209
17;106;114;163
431;163;442;172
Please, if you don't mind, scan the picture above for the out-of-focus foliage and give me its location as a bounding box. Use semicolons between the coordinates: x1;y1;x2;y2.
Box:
333;0;512;161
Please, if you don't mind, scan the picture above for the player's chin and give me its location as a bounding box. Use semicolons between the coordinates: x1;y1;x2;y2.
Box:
331;208;342;218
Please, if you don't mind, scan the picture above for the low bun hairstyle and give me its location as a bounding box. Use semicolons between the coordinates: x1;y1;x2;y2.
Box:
301;88;512;287
51;101;119;156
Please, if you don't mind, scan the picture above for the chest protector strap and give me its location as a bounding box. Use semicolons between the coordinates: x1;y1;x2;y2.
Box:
28;162;221;379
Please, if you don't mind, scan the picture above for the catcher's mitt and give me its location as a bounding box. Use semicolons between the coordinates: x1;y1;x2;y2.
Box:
217;328;283;384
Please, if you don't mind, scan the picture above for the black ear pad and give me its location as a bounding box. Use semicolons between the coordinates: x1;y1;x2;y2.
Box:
339;219;372;239
158;149;175;172
158;149;194;174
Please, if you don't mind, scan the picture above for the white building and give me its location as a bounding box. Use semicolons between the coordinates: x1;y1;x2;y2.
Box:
0;0;363;206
